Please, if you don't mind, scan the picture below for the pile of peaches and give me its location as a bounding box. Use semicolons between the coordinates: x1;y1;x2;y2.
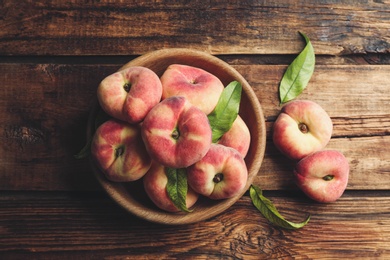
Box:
273;100;350;203
91;64;250;212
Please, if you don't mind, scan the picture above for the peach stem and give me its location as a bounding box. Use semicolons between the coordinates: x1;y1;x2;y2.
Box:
115;146;125;158
123;82;131;92
171;129;180;140
213;173;224;183
298;122;309;133
323;175;334;181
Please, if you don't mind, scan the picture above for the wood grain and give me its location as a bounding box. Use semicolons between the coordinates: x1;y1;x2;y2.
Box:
1;191;389;259
258;135;390;190
238;65;390;125
1;63;389;191
1;1;389;258
1;0;389;56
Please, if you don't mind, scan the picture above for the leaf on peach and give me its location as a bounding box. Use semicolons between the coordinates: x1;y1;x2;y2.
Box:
250;185;310;229
166;167;192;213
74;138;92;159
208;81;242;143
74;105;111;159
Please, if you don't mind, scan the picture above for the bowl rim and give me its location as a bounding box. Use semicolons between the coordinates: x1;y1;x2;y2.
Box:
89;48;266;225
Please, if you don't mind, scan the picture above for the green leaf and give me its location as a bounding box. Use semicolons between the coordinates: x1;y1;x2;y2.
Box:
166;168;192;213
94;106;111;130
250;185;310;229
279;32;315;104
208;81;242;143
74;105;111;160
74;137;92;159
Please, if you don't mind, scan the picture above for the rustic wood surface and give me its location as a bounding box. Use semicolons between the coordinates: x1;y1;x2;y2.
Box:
1;0;390;259
1;191;389;259
1;1;389;56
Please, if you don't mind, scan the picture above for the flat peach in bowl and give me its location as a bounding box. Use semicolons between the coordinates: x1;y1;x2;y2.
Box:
88;48;266;225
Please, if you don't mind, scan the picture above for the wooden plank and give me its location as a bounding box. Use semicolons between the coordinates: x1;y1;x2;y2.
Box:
241;64;390;190
0;191;389;259
0;63;389;191
0;64;111;191
1;0;389;55
248;65;390;138
258;136;390;190
238;65;390;125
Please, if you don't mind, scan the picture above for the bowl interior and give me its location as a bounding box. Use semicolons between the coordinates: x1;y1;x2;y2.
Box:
90;48;266;225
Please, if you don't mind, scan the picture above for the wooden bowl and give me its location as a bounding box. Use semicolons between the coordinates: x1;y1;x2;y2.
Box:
89;48;266;225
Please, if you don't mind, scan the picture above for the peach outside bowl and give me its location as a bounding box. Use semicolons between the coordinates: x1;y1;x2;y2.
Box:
88;48;266;225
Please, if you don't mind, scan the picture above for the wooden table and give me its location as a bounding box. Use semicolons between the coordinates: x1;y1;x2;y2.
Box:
1;1;389;259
